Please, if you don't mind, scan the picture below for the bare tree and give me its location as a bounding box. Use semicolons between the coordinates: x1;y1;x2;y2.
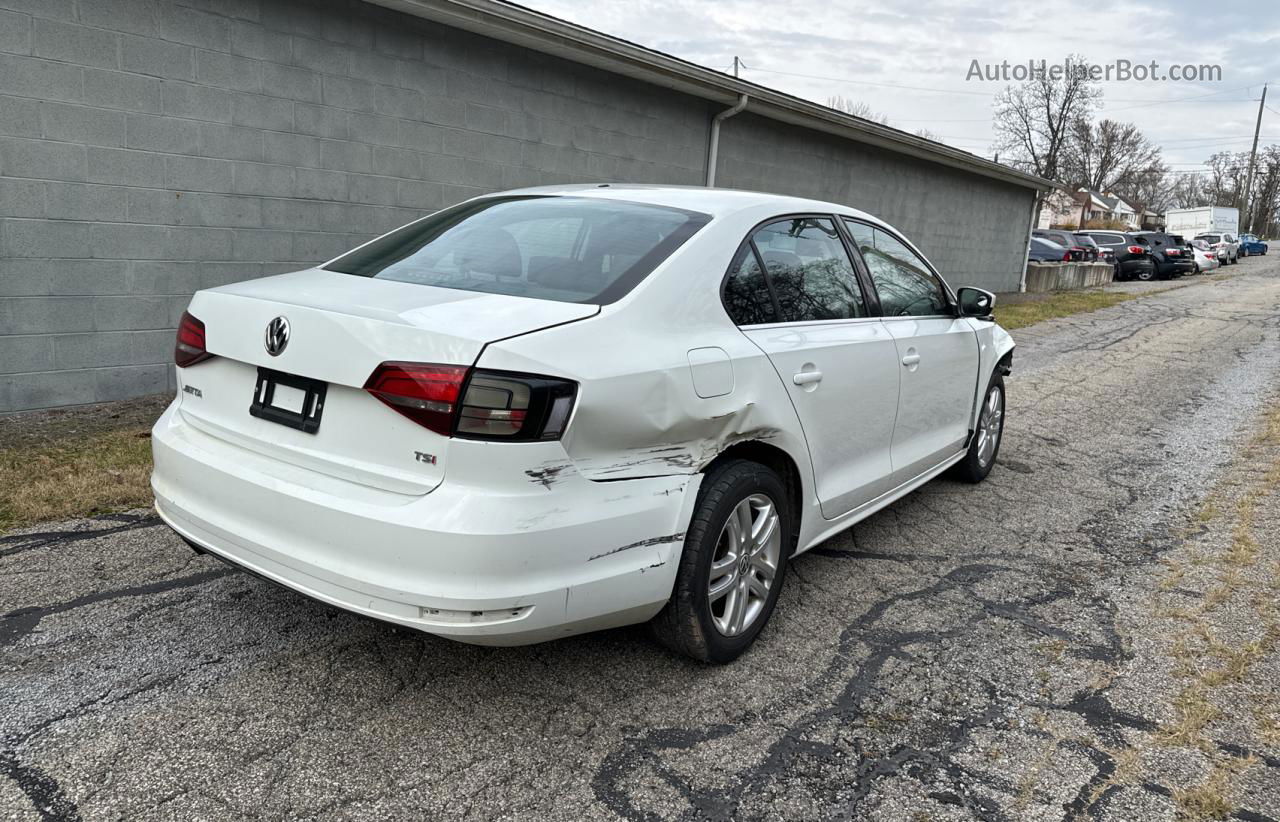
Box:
826;95;890;125
1205;151;1249;205
992;54;1101;182
1164;172;1209;209
1245;145;1280;234
1062;119;1163;193
1114;160;1173;215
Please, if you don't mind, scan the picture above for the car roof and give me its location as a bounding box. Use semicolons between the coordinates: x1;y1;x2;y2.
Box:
484;184;890;226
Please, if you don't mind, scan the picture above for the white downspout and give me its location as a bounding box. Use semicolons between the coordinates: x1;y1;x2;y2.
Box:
1019;192;1039;293
706;94;748;187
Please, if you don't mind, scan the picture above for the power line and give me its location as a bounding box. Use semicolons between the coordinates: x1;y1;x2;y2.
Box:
742;65;995;97
741;64;1267;111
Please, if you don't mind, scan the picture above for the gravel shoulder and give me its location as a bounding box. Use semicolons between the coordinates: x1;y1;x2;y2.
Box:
1;257;1279;821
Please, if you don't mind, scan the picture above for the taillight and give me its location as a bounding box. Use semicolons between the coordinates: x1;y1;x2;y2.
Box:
1127;245;1145;254
363;363;577;441
364;362;468;436
175;311;212;367
1062;251;1071;261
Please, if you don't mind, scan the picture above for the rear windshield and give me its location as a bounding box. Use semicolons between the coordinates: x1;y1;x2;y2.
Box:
1199;234;1221;243
324;196;711;304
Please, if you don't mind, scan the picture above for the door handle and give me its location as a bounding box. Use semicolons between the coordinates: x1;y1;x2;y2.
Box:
792;370;823;386
901;352;921;367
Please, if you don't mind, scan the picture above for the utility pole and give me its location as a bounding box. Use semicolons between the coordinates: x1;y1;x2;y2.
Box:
1241;83;1267;233
733;56;739;78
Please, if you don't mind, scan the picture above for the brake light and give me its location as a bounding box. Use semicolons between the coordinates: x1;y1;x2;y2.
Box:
1167;249;1181;256
1127;245;1145;254
364;362;468;436
1062;251;1072;261
364;363;577;441
174;311;212;367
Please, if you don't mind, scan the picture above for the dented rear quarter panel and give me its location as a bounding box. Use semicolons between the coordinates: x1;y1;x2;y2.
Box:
477;205;819;537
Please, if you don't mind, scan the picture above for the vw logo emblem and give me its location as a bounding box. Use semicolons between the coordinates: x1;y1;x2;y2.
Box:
264;316;290;356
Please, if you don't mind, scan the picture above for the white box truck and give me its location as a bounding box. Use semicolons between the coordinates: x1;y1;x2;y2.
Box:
1164;206;1239;237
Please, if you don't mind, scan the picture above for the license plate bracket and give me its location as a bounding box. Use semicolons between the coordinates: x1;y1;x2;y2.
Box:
249;367;327;434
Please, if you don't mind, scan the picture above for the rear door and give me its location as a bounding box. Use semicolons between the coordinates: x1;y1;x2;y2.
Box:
843;219;980;484
725;215;900;518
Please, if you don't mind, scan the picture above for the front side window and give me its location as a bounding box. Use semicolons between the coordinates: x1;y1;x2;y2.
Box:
844;220;950;317
324;196;710;304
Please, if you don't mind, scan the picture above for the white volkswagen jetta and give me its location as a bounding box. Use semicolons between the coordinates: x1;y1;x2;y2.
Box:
152;185;1013;662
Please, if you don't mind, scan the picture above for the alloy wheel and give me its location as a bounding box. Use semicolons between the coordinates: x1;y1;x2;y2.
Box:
975;384;1004;469
707;494;781;637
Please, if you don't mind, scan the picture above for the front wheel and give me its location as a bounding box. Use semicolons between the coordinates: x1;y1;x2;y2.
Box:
650;460;791;663
952;374;1005;483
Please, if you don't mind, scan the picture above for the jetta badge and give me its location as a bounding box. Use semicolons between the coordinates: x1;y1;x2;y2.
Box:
264;316;290;356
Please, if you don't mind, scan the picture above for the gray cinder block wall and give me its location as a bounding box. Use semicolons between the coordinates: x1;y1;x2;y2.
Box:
0;0;1033;414
718;114;1034;292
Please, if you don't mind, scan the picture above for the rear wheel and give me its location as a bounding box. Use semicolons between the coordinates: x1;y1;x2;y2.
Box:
952;374;1005;484
1135;267;1155;281
650;460;791;663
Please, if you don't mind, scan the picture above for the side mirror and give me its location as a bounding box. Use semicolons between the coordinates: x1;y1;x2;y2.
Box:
957;286;995;319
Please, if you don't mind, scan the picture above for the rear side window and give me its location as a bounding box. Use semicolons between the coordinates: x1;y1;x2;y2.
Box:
324;196;710;304
844;220;951;317
723;247;777;325
723;217;865;325
1091;233;1125;246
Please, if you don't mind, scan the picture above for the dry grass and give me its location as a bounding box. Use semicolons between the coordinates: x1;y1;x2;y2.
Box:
1150;405;1280;820
1173;755;1257;821
994;290;1140;331
0;396;166;534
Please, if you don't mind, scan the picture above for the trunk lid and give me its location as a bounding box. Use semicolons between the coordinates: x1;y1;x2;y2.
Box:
177;268;597;495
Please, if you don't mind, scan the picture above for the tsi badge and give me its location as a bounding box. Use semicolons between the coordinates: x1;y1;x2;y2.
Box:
264;315;290;356
414;451;437;465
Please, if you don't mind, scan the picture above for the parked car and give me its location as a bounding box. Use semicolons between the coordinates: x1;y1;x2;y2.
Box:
1073;234;1111;264
1190;239;1219;273
1134;231;1195;278
1033;229;1096;261
1028;236;1071;262
152;185;1015;663
1238;233;1268;256
1195;232;1240;264
1077;230;1157;281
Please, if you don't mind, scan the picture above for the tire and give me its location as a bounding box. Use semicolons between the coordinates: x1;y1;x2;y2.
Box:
952;373;1005;484
1135;267;1155;281
649;459;791;663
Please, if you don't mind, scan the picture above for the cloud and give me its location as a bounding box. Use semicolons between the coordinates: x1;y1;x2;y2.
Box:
518;0;1280;171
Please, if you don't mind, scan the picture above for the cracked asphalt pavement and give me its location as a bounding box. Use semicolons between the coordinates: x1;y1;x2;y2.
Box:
3;259;1280;821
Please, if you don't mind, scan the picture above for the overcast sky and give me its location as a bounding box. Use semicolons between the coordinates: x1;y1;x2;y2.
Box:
518;0;1280;178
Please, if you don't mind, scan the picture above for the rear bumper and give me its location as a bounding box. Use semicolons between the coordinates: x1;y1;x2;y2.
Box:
151;402;699;645
1117;258;1154;277
1156;260;1195;276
